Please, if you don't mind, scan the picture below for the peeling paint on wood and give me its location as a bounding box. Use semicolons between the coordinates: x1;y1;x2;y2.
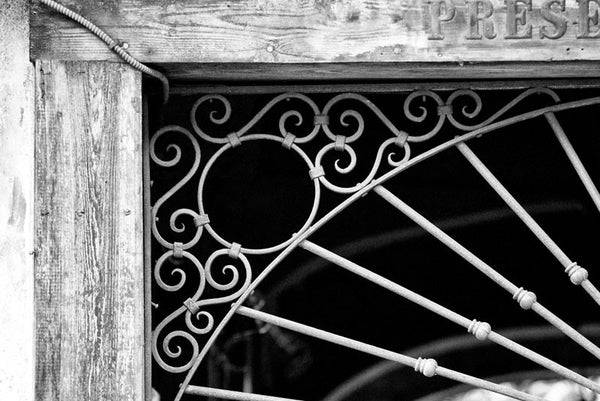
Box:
7;177;27;229
0;0;35;399
34;60;144;401
31;0;600;65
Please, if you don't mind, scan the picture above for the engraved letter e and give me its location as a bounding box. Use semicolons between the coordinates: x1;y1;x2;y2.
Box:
577;0;600;38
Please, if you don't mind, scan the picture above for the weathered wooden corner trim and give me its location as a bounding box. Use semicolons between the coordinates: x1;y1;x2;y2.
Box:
0;0;35;399
34;60;145;401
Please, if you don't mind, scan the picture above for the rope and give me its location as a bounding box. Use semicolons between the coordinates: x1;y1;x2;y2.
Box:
38;0;170;103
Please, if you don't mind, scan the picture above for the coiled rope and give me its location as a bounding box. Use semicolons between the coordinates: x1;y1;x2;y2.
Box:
38;0;170;103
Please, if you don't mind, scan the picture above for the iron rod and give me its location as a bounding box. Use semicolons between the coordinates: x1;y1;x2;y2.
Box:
545;112;600;214
271;202;581;300
373;185;600;361
299;240;471;328
323;325;600;401
457;142;571;265
300;240;600;394
456;142;600;307
582;280;600;304
373;185;518;294
486;332;600;393
185;385;303;401
236;306;544;401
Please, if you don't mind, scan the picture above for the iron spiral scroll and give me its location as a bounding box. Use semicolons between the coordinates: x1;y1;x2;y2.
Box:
148;87;600;401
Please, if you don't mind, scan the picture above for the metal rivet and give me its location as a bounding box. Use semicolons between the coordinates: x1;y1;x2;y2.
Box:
121;42;130;50
266;45;274;53
393;47;401;54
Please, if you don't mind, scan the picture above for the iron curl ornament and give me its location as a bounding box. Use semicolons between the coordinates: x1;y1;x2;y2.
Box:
150;86;577;378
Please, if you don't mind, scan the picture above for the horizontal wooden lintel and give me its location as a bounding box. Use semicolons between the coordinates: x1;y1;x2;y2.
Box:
32;0;600;80
157;61;600;82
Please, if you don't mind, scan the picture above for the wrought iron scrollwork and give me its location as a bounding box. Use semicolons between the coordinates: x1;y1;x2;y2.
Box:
151;86;571;376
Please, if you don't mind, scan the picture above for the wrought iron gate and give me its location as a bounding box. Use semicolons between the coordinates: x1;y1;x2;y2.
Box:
146;82;600;401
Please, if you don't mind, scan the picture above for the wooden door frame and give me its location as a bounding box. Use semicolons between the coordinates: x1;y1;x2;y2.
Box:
3;1;600;400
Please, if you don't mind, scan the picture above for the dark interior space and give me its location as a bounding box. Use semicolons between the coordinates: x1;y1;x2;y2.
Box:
147;83;600;401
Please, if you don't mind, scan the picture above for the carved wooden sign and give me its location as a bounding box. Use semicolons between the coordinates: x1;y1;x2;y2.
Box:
32;0;600;64
427;0;598;40
393;0;600;62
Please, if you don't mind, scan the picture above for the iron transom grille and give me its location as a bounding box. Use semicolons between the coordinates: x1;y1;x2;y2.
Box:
147;83;600;401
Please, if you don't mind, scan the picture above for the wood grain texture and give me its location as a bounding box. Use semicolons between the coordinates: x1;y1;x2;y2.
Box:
0;0;35;399
31;0;600;66
35;60;144;401
168;78;600;95
159;61;600;81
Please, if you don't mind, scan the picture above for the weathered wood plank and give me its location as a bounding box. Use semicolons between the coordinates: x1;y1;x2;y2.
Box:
35;60;144;401
168;78;600;95
159;61;600;82
0;0;35;399
31;0;600;66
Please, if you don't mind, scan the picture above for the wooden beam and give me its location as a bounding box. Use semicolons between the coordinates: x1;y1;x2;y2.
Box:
160;61;600;82
35;60;144;401
31;0;600;71
168;78;600;95
0;0;35;399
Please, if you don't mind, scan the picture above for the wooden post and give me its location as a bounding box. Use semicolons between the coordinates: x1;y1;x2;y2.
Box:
35;60;144;401
0;0;35;399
